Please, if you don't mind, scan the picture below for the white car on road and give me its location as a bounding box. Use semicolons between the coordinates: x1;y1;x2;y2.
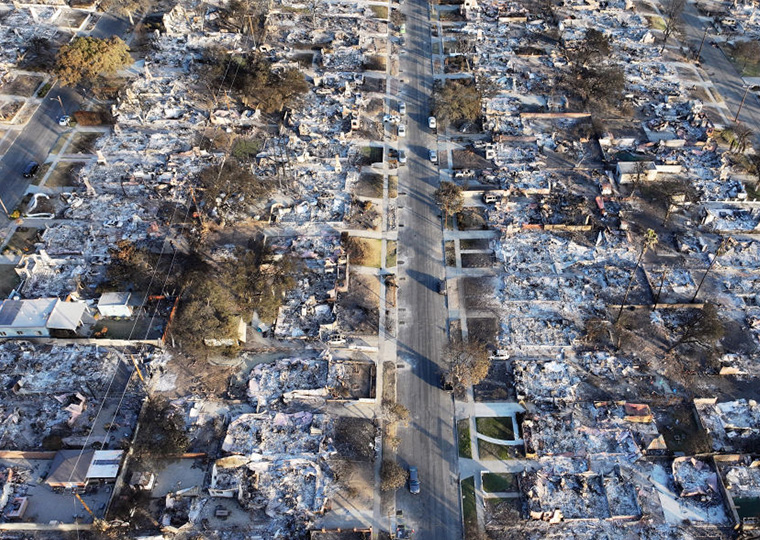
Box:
398;124;406;137
428;116;437;130
429;149;437;163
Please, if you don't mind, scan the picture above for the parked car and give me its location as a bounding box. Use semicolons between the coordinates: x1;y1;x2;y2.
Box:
399;149;407;164
22;161;39;178
58;115;71;126
399;101;406;115
438;279;446;295
398;124;406;137
428;116;437;130
429;149;437;163
408;466;420;494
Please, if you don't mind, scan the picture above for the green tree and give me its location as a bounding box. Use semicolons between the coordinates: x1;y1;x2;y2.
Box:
616;228;658;322
570;28;611;68
201;49;309;113
433;80;481;128
443;340;491;390
197;158;272;216
170;275;242;352
133;397;189;459
55;37;131;86
572;64;625;107
221;241;301;323
434;181;464;221
734;40;760;70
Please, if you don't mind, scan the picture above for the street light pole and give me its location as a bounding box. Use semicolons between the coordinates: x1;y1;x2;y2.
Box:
0;195;9;218
695;27;708;60
734;85;750;123
51;95;66;116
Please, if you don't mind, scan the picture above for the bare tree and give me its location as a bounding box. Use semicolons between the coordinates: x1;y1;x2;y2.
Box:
632;161;649;198
616;228;658;322
455;35;475;71
734;40;760;70
443;340;491;390
732;124;754;154
669;303;724;351
660;0;687;51
434;181;464;222
380;460;408;491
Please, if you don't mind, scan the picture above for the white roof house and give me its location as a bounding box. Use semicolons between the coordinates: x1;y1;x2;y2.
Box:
86;450;125;481
0;298;89;337
97;292;133;318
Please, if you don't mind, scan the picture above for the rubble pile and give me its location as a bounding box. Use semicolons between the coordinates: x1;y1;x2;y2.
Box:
248;358;329;408
0;342;145;449
695;398;760;453
458;0;760;537
222;411;332;457
272;235;346;339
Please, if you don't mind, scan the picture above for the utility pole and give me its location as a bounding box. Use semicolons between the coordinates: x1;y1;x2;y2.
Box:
695;27;708;60
734;86;750;123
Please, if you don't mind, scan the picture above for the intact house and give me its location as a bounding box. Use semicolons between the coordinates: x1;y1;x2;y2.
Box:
45;449;124;490
97;292;133;318
0;298;93;338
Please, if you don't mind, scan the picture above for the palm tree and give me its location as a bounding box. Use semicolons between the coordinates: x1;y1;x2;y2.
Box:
616;228;658;322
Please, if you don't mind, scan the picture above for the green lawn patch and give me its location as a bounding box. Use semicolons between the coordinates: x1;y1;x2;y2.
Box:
482;473;517;493
36;82;52;98
461;476;478;537
646;15;665;31
370;5;388;18
476;417;515;441
385;240;397;268
457;418;472;458
478;439;514;461
232;137;262;160
358;146;384;166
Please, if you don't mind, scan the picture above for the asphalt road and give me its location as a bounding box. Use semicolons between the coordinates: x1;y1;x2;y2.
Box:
0;13;129;218
681;2;760;129
395;0;461;538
